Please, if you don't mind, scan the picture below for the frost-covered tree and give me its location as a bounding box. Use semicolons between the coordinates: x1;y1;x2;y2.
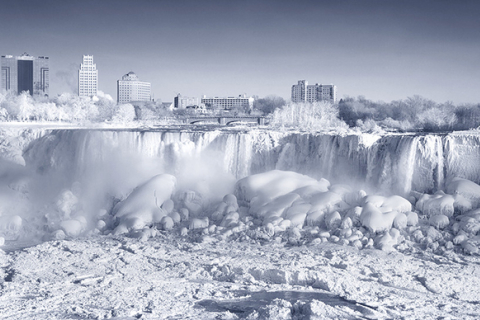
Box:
270;101;347;131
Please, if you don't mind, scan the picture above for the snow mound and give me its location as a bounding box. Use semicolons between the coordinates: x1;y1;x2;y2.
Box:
113;174;176;234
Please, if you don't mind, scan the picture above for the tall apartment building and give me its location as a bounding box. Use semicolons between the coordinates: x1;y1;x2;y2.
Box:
78;55;98;97
201;94;254;110
1;53;49;96
174;93;200;109
117;72;151;103
291;80;337;103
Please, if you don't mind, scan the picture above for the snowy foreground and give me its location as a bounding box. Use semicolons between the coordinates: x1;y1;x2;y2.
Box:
1;231;480;320
1;126;480;319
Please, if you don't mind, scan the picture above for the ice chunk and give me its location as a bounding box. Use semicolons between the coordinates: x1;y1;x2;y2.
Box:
113;174;176;233
360;203;399;233
59;219;84;237
113;174;176;218
309;191;343;214
446;177;480;207
416;192;454;217
255;193;300;218
429;215;449;229
235;170;320;202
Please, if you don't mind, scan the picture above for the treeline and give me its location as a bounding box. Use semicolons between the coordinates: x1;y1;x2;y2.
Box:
2;91;480;132
339;95;480;132
0;91;173;123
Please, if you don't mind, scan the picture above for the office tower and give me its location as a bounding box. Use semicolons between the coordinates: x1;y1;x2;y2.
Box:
292;80;337;103
117;72;151;103
1;53;49;96
78;55;98;97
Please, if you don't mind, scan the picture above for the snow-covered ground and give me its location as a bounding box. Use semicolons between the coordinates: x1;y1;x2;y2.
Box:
1;233;479;319
1;125;480;319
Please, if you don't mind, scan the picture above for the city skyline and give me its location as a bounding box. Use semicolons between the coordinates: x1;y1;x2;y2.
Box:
1;0;480;104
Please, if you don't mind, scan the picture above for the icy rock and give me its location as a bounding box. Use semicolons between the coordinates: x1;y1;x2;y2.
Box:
360;203;399;233
393;213;408;229
340;217;353;229
96;220;106;230
293;183;329;199
113;174;176;232
309;192;344;215
318;231;330;238
446;177;480;207
330;235;340;243
416;192;454;217
0;215;22;231
306;210;326;227
453;234;468;245
406;211;418;226
169;211;181;224
235;170;320;203
459;218;480;234
429;215;449;229
425;226;443;242
375;228;401;252
152;207;168;223
362;195;386;207
180;227;188;236
55;189;78;219
256;193;300;219
161;199;174;214
325;211;341;230
190;217;209;230
344;206;362;226
382;195;412;213
329;184;351;197
344;190;366;206
289;227;302;240
284;202;310;226
181;191;203;214
462;241;479;255
51;229;65;240
445;241;454;250
338;228;352;238
264;223;275;237
412;229;424;242
453;194;472;214
248;298;292;320
223;194;239;209
352;239;363;249
114;174;176;218
161;216;174;230
60;219;84;237
179;208;189;221
0;237;4;246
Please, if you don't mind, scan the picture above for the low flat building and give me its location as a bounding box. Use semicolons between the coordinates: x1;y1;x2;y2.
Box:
201;94;254;111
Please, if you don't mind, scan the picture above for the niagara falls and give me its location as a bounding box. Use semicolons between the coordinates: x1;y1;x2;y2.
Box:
2;0;480;319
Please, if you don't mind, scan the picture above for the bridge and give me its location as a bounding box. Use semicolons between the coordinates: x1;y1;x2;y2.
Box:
185;116;266;126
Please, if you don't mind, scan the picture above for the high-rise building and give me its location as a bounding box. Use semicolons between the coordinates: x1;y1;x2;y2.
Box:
291;80;337;103
117;72;151;103
78;55;98;97
174;93;200;109
1;53;49;96
201;94;254;111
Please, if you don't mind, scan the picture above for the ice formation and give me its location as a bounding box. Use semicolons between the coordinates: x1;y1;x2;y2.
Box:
0;128;479;257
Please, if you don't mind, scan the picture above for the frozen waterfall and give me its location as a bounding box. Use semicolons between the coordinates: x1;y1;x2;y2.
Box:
21;129;480;196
